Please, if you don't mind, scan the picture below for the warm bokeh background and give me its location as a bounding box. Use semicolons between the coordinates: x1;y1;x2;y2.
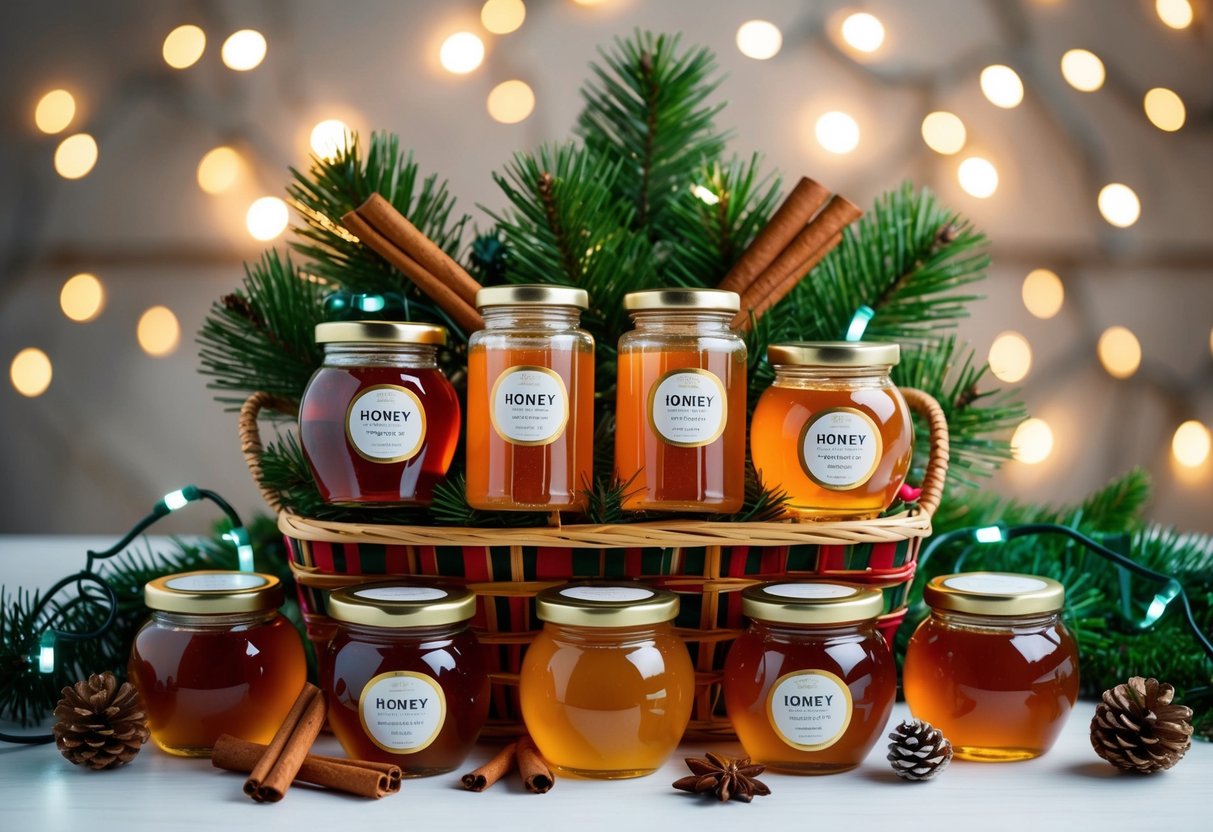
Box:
1;0;1210;534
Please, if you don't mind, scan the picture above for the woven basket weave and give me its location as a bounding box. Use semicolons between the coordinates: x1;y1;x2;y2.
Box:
240;387;949;740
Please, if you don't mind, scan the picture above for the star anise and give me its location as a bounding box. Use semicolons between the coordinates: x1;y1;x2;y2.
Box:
672;752;771;803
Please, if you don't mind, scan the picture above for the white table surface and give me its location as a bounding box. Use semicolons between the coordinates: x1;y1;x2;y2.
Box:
1;536;1209;832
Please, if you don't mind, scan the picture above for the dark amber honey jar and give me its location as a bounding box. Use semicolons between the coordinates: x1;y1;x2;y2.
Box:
128;571;307;757
322;583;489;777
723;581;895;774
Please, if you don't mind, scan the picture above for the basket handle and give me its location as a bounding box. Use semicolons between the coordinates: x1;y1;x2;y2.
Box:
239;391;298;514
900;387;950;519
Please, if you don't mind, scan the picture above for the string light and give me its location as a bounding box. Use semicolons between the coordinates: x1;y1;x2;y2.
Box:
481;0;526;35
196;146;242;194
1144;87;1185;132
815;111;860;154
1097;183;1141;228
310;119;352;160
1060;49;1105;92
1155;0;1194;29
1172;421;1211;468
840;12;885;53
921;111;966;155
958;156;998;198
137;306;180;357
980;65;1024;108
988;331;1033;383
60;273;105;323
221;30;267;71
162;24;206;69
246;197;290;241
439;32;485;75
486;80;535;124
1012;418;1054;464
54;133;98;179
1097;325;1142;379
34;90;76;134
10;348;53;398
1022;268;1064;319
736;20;783;60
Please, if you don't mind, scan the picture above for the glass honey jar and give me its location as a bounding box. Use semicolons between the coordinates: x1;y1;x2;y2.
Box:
321;583;489;777
519;583;695;778
299;321;461;506
127;571;307;757
750;341;912;519
723;581;895;774
466;284;594;511
615;289;746;513
903;572;1079;762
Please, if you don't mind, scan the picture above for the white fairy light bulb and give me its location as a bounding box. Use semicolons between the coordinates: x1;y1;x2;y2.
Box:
980;65;1024;108
736;20;782;60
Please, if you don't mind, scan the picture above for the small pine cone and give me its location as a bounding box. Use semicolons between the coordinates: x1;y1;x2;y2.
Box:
887;718;953;781
53;672;150;770
1091;676;1193;774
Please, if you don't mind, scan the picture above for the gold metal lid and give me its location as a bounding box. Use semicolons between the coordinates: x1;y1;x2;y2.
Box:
923;572;1066;616
476;284;589;309
535;582;680;627
326;583;476;628
623;289;740;313
741;581;884;625
767;341;900;367
314;321;448;345
144;571;284;614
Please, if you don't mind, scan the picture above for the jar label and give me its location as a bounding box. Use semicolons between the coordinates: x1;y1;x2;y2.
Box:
648;369;727;448
165;573;268;592
354;586;448;602
943;574;1049;595
765;583;858;600
560;586;655;603
767;670;853;751
345;385;427;463
490;366;569;446
800;407;882;490
358;671;446;754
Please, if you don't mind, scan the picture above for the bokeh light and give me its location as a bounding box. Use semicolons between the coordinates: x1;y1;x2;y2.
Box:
221;30;267;71
310;119;352;160
980;64;1024;108
815;111;860;154
1060;49;1105;92
440;32;486;75
10;348;53;398
1097;183;1141;228
1144;87;1185;132
162;24;206;69
736;20;783;60
486;80;535;124
1156;0;1194;29
137;306;181;357
54;133;98;179
481;0;526;35
921;111;966;155
35;89;76;134
840;12;885;52
60;273;105;323
246;197;290;241
1012;418;1054;464
958;156;998;198
1022;269;1064;319
196;146;242;194
1172;421;1211;468
988;331;1033;383
1097;325;1142;379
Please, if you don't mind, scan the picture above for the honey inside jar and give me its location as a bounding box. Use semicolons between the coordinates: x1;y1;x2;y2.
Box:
903;572;1080;761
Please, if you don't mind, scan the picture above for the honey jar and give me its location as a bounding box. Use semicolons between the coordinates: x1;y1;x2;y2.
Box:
723;581;896;774
299;321;460;505
466;284;595;511
127;571;307;757
750;341;912;519
321;583;489;776
903;572;1079;761
615;289;746;513
519;583;695;778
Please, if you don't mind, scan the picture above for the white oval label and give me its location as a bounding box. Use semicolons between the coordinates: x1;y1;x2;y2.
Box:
800;408;881;490
648;369;727;447
358;671;446;754
490;366;569;446
767;670;853;751
354;586;449;602
560;586;655;603
165;573;268;592
346;385;427;463
765;583;858;600
944;574;1050;595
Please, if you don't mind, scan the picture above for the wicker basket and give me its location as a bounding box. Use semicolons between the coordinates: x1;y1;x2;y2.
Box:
240;388;949;740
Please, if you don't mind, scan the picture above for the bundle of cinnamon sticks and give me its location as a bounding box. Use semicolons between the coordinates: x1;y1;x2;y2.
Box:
459;735;554;794
719;177;862;330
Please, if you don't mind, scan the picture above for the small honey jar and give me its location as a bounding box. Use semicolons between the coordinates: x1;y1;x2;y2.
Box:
615;289;746;513
519;583;695;778
903;572;1079;761
128;571;307;757
750;341;913;519
299;321;461;506
322;583;489;777
466;284;594;511
722;581;896;774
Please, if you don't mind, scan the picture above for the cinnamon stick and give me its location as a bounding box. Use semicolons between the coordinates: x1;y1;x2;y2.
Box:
356;193;482;308
460;741;518;791
735;231;844;331
718;177;830;295
244;682;327;802
341;210;484;333
516;735;554;794
214;734;401;799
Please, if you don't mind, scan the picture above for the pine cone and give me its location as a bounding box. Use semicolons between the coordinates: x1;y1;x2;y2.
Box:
1091;676;1193;774
887;718;953;781
53;672;150;770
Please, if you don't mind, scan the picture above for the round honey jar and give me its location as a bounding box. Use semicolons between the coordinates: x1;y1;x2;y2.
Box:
903;571;1079;761
127;571;307;757
750;341;913;519
519;582;695;778
722;581;895;774
322;583;489;777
